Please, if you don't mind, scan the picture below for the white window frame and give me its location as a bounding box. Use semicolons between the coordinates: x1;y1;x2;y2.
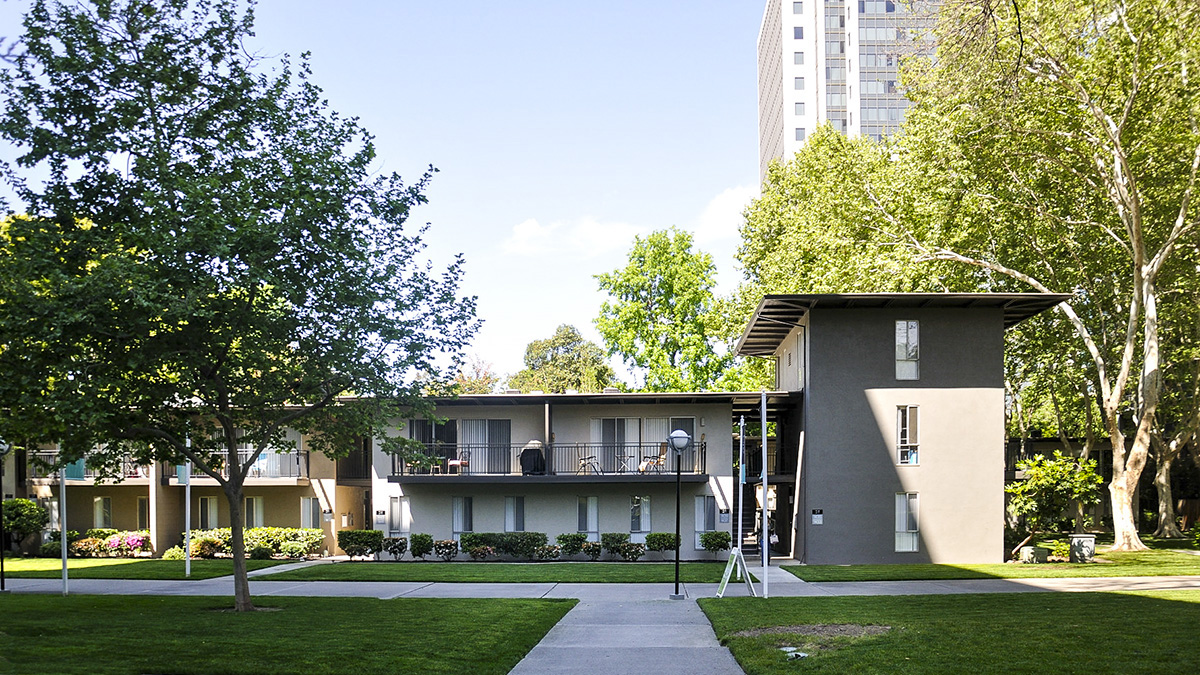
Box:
694;495;717;549
897;405;919;465
896;320;920;380
93;496;112;529
630;495;651;543
388;496;411;536
198;496;219;529
452;496;473;541
895;492;919;552
301;496;322;529
578;496;599;542
505;496;525;532
244;496;264;528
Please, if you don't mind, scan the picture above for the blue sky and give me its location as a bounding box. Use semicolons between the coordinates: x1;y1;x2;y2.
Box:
2;1;766;380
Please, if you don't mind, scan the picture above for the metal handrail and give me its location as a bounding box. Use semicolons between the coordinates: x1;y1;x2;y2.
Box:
392;442;707;477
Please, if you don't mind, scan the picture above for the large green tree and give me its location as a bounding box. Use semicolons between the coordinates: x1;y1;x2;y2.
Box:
0;0;476;611
595;228;730;392
507;325;620;394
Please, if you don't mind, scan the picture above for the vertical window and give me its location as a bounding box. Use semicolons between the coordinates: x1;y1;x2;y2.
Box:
794;77;805;90
694;495;717;548
793;1;803;12
895;320;920;379
93;496;112;529
245;496;264;528
897;406;919;464
578;496;599;542
895;493;919;552
137;496;149;531
198;496;218;529
452;496;473;540
301;496;322;529
794;102;805;116
505;496;525;532
793;27;804;39
630;495;651;543
795;128;806;141
793;51;804;65
388;496;411;535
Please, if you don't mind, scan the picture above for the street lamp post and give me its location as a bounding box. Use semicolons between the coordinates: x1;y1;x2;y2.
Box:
668;429;691;600
0;438;10;593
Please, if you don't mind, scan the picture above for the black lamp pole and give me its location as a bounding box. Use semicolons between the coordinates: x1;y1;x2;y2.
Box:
668;429;690;600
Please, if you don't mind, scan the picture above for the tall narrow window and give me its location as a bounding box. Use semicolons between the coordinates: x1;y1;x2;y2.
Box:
694;495;717;548
793;1;804;12
388;496;411;535
137;496;149;531
897;406;919;465
795;128;806;141
578;496;599;542
301;496;322;529
452;496;473;540
794;76;805;90
505;496;525;532
198;496;218;529
794;102;805;116
793;26;804;39
630;495;651;543
93;496;112;529
793;51;804;65
895;320;919;380
895;493;919;552
244;496;264;528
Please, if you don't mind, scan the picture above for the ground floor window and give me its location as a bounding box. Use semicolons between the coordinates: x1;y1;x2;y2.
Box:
198;496;218;529
301;497;322;529
93;496;112;529
388;496;410;535
137;496;149;531
630;495;651;543
505;496;525;532
578;496;599;542
452;496;473;541
245;496;264;529
895;492;919;552
694;495;716;549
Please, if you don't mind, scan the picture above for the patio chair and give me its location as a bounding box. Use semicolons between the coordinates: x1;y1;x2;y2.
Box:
446;450;470;474
639;443;669;473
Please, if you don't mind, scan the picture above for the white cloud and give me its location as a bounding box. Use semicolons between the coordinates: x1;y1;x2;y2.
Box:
501;216;647;259
691;184;759;245
501;218;560;256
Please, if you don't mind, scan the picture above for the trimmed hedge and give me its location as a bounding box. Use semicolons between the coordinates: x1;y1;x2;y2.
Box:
699;530;732;553
410;533;434;559
383;537;409;559
600;532;629;556
458;532;548;559
181;527;324;556
581;541;602;561
555;532;587;556
337;530;384;559
433;539;459;561
645;532;679;552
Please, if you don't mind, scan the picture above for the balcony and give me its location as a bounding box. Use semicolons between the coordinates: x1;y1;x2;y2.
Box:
162;451;309;485
28;454;152;485
389;442;708;484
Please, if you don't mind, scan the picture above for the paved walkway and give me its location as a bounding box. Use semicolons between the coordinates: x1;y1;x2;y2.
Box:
11;561;1200;674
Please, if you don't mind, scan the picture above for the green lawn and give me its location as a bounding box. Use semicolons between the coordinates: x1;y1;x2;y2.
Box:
1;557;288;580
783;548;1200;582
261;560;748;583
699;590;1200;674
0;595;574;674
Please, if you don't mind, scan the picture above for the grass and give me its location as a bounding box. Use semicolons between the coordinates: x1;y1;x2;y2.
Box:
1;557;288;580
699;590;1200;674
261;560;750;583
0;594;575;674
784;548;1200;582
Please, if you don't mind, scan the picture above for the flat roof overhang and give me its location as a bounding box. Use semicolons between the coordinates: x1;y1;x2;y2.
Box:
734;292;1072;356
390;474;712;485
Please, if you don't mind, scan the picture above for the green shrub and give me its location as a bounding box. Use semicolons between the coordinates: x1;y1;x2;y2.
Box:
280;541;308;559
699;530;732;554
85;528;118;541
645;532;679;552
618;542;645;561
69;537;104;558
534;545;561;561
410;533;434;559
600;532;629;556
433;539;459;561
581;541;602;561
3;499;50;544
556;532;587;556
1050;540;1071;560
337;530;384;559
459;532;500;549
190;537;220;559
161;546;186;560
383;537;408;559
1189;523;1200;548
248;544;274;560
183;527;323;555
499;532;547;559
46;530;80;543
466;545;494;561
40;541;62;558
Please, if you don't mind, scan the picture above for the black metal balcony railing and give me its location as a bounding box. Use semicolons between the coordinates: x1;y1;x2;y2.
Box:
391;442;707;477
165;451;309;481
28;454;150;481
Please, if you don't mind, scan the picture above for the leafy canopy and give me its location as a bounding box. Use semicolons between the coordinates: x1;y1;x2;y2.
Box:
507;325;620;394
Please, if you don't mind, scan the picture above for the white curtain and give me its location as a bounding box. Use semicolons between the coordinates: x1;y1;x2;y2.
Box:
895;493;919;552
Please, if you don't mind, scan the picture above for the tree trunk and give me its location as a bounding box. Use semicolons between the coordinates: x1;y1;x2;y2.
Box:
225;484;254;612
1152;439;1184;538
1109;476;1148;550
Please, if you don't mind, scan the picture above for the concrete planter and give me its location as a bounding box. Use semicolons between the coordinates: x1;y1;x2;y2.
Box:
1069;534;1096;563
1019;545;1049;563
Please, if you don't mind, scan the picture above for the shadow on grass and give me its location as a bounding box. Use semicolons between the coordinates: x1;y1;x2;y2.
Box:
3;557;288;580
